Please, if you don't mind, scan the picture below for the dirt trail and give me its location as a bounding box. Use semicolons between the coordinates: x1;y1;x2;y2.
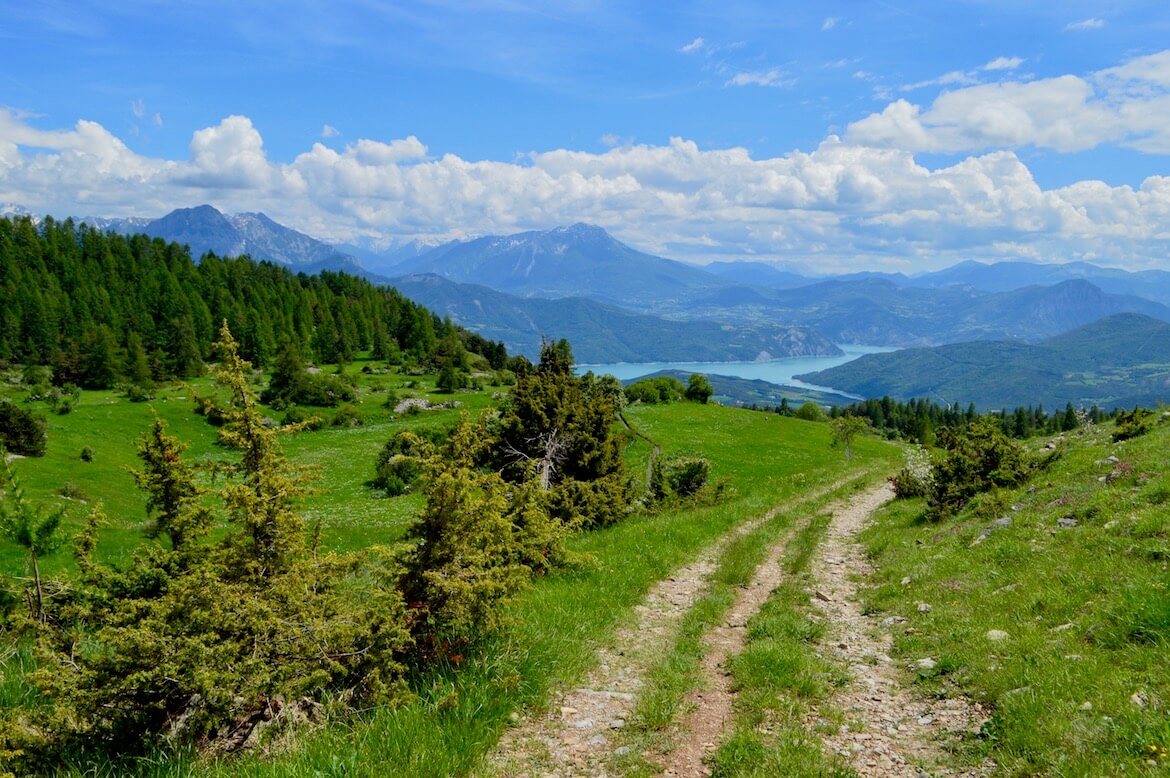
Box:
806;484;991;777
652;503;801;777
483;477;859;778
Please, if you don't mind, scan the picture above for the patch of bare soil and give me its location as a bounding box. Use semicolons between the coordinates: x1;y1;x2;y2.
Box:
483;477;858;777
807;484;992;777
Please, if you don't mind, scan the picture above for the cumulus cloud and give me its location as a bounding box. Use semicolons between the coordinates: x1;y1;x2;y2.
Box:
4;105;1170;272
822;16;840;31
182;115;273;188
848;50;1170;155
680;37;703;54
1066;18;1104;31
725;68;791;88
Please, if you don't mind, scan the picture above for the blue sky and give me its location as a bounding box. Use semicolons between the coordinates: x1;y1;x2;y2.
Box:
3;1;1170;273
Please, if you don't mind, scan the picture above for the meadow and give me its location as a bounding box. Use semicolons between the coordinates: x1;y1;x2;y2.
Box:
0;358;899;776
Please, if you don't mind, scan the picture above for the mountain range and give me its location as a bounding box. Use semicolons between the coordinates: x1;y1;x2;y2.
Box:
389;223;724;308
34;202;1170;406
82;204;364;274
388;274;839;364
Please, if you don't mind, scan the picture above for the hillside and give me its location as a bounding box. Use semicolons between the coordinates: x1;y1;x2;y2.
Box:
0;215;503;380
861;414;1170;774
622;369;850;408
389;273;840;363
797;312;1170;410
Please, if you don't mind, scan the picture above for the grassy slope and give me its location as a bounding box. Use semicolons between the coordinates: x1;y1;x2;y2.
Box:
2;365;901;775
73;403;891;777
861;418;1170;774
0;360;497;573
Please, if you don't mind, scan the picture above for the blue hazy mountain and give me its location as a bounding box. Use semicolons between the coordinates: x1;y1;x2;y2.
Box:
84;204;363;273
390;223;727;307
389;273;840;363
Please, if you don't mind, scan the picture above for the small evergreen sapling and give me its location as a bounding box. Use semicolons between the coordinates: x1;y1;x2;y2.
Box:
0;454;66;622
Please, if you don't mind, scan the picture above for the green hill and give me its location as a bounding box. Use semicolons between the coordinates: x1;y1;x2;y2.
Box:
797;313;1170;410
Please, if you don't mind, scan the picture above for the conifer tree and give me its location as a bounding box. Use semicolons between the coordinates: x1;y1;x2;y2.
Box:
213;322;308;576
131;417;210;551
0;455;65;622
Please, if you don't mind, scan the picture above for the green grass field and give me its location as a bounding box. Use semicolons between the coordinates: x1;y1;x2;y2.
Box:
15;357;1167;776
1;363;901;776
860;418;1170;774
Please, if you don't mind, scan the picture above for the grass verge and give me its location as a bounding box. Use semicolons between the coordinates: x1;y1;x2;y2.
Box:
859;420;1170;775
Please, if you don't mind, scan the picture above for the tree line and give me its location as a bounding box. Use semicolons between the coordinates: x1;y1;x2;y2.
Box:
747;395;1116;443
0;215;507;389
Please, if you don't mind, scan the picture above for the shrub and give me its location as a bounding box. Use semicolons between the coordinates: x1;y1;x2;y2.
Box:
794;402;826;421
295;374;356;407
280;406;325;431
373;427;450;496
399;415;570;659
79;446;94;463
685;373;714;404
27;324;414;755
665;456;711;497
0;400;47;457
20;365;52;389
125;383;153;403
1112;407;1156;442
926;419;1030;520
57;482;87;501
331;403;364;427
625;376;685;404
891;445;933;498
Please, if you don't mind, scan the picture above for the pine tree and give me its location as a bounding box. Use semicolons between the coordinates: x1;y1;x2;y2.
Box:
0;455;66;622
131;417;210;551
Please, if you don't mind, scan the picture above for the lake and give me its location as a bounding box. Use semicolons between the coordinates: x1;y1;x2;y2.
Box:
577;344;896;399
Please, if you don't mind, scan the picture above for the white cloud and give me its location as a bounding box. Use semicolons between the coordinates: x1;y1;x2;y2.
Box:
821;16;840;31
848;50;1170;155
725;68;791;88
680;37;703;54
5;104;1170;272
131;99;146;119
182;115;273;188
901;69;980;91
599;133;633;148
321;124;339;138
153;113;163;128
1066;18;1104;31
982;56;1023;71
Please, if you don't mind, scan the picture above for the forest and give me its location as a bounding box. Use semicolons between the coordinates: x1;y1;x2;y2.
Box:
0;216;508;386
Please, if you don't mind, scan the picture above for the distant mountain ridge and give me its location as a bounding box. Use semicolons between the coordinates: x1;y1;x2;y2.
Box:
391;223;727;307
681;277;1170;346
15;203;1170;395
81;204;363;273
389;273;840;363
796;313;1170;410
